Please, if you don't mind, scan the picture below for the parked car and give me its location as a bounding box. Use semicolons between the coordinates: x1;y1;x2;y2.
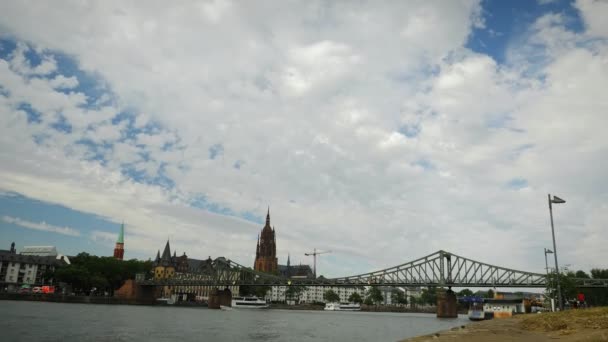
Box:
32;287;42;294
18;287;31;294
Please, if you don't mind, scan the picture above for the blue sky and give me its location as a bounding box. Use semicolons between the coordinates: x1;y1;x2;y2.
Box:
0;0;607;276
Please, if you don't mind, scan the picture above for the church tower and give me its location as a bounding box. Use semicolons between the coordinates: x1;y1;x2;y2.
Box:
254;208;278;273
113;222;125;260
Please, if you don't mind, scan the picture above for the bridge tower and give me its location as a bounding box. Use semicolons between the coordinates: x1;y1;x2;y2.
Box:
436;251;457;318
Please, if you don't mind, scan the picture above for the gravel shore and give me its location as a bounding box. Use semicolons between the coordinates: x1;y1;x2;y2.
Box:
401;307;608;342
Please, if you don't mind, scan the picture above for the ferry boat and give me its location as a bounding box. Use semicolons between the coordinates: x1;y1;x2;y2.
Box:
468;301;484;321
230;296;269;309
324;302;361;311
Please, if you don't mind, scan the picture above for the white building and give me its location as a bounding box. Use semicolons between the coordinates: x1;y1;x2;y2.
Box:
268;285;366;304
0;242;69;291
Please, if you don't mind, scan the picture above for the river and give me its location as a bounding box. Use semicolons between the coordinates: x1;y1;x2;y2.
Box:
0;301;468;341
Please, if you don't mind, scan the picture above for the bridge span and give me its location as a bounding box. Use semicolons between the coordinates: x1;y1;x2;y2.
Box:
136;250;608;288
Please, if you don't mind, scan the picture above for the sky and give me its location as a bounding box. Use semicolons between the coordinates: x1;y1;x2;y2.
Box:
0;0;607;279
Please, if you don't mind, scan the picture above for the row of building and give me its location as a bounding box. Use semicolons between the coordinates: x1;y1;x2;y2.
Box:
0;243;70;291
145;209;427;305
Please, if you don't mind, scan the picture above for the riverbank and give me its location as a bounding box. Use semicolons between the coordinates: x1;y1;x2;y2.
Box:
0;292;155;305
401;307;608;342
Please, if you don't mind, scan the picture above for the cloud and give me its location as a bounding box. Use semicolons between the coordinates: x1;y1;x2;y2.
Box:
2;215;81;237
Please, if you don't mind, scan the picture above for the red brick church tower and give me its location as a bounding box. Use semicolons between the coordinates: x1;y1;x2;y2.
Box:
113;222;125;260
254;208;278;273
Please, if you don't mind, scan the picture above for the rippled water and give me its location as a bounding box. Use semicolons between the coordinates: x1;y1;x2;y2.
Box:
0;300;468;342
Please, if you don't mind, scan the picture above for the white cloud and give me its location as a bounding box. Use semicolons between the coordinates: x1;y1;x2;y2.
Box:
2;215;81;237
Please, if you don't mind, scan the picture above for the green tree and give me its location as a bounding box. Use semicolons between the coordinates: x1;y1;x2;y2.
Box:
487;289;495;299
366;287;383;305
391;289;408;305
420;286;437;305
255;286;271;299
323;289;340;303
285;285;307;303
348;292;363;304
51;252;153;295
363;296;374;305
410;295;418;309
591;269;608;279
457;289;474;297
575;270;590;279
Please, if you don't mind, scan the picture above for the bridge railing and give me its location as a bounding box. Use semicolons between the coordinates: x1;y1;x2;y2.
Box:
135;250;608;288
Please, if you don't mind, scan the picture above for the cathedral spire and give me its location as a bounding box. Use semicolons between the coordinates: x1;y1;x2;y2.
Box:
266;206;270;226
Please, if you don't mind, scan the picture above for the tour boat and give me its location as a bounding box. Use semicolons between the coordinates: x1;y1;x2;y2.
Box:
324;302;361;311
468;301;485;321
231;296;270;309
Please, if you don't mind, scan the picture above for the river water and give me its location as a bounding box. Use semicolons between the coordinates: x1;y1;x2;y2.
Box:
0;301;468;341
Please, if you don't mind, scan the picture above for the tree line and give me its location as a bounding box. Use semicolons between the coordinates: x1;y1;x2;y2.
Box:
52;253;152;295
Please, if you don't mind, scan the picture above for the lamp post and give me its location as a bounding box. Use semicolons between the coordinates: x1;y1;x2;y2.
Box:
544;248;553;275
548;194;566;310
544;248;554;310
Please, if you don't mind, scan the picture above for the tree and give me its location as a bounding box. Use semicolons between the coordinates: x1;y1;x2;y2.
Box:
420;286;437;305
348;292;363;304
51;252;152;295
487;289;495;299
410;295;418;309
255;286;271;299
457;289;474;297
575;270;590;279
366;287;383;305
323;289;340;303
391;289;408;305
591;269;608;279
285;285;307;303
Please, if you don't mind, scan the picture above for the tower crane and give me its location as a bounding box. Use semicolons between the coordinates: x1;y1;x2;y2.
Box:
304;248;332;278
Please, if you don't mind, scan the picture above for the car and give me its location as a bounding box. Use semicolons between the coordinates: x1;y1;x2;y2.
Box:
18;287;31;294
32;287;42;294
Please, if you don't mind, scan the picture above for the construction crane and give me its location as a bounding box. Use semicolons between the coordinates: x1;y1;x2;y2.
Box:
304;248;332;278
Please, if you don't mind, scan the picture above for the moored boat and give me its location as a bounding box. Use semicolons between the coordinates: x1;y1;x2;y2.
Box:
468;301;485;321
231;296;269;309
324;302;361;311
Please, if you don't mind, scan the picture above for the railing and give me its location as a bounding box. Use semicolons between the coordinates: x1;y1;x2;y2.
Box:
136;250;608;288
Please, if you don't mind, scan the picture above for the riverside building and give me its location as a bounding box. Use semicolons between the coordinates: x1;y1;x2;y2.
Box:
0;242;70;291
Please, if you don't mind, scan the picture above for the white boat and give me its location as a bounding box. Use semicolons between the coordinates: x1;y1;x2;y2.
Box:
231;296;269;309
468;301;484;321
324;302;361;311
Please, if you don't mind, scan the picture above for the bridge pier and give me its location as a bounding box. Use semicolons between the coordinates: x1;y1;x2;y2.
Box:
208;287;232;309
114;279;157;304
436;287;457;318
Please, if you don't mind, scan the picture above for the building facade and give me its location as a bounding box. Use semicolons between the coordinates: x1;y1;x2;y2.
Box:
150;240;238;301
113;223;125;260
0;242;69;291
254;209;278;273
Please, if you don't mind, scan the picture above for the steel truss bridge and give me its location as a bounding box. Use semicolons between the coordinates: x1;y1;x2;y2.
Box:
136;250;608;288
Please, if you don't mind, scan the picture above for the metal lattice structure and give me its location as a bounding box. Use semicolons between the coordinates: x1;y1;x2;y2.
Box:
136;250;608;288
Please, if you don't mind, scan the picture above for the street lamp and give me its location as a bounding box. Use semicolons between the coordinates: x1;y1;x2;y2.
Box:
544;248;553;275
544;248;554;310
548;194;566;310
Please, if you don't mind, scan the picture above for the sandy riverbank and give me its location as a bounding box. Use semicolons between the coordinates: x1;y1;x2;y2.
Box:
401;307;608;342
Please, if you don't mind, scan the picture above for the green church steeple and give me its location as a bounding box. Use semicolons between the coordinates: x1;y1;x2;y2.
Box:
117;222;124;244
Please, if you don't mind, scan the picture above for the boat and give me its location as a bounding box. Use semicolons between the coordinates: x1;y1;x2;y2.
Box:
324;302;361;311
230;296;269;309
468;301;485;321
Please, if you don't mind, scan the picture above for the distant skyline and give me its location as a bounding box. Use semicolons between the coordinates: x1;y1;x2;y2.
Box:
1;0;607;277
